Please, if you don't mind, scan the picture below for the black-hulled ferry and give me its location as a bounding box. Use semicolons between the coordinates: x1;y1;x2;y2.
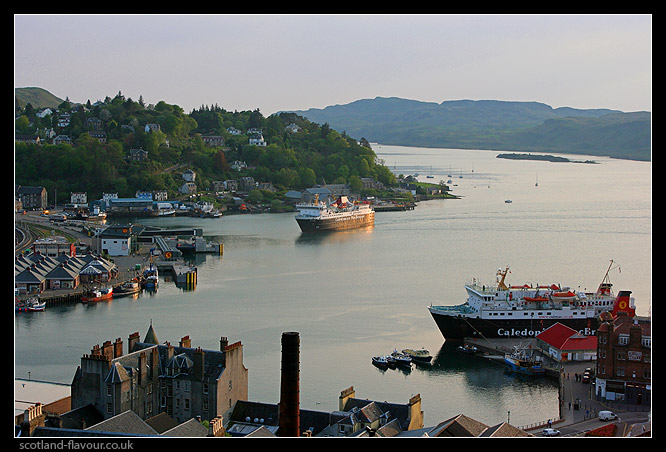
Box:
429;262;636;341
295;195;374;232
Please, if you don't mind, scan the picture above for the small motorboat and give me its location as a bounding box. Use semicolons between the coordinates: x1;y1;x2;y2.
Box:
372;356;389;369
390;350;413;368
457;344;479;354
402;348;432;364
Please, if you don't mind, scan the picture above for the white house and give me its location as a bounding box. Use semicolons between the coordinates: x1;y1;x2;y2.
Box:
98;225;136;256
70;192;87;204
249;134;266;146
182;169;196;182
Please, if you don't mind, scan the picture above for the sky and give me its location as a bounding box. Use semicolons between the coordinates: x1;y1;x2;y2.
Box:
14;14;652;116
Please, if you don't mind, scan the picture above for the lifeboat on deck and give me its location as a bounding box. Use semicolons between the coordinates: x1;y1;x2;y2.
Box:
551;291;577;301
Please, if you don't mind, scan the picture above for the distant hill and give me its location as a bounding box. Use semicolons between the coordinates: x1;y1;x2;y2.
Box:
288;97;651;161
15;87;65;109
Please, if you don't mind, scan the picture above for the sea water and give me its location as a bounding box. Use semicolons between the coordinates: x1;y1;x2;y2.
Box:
15;145;651;428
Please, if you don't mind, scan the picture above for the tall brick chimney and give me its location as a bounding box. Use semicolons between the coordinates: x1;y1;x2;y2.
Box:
113;337;123;358
278;332;300;437
194;347;205;381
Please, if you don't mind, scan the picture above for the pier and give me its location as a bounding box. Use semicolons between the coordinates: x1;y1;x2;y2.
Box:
372;202;415;212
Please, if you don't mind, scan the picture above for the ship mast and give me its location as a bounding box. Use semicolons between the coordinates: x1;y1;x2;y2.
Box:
597;259;619;295
496;267;510;291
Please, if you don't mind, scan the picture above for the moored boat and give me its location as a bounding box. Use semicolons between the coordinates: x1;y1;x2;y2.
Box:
81;286;113;303
428;261;636;341
390;350;413;368
16;297;46;312
143;263;159;289
114;279;142;297
295;195;374;233
457;344;478;354
401;348;432;363
372;355;389;369
503;349;545;376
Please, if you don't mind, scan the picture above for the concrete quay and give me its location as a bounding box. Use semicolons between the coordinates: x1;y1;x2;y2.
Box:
462;336;651;436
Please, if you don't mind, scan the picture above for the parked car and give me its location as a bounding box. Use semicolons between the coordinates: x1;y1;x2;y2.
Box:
541;428;561;436
599;411;617;421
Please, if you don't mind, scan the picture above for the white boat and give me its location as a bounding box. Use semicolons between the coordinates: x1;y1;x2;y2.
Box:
428;262;636;341
155;202;176;216
295;195;374;233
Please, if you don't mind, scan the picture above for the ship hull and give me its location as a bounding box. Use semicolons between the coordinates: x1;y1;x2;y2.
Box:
429;308;600;341
296;211;374;232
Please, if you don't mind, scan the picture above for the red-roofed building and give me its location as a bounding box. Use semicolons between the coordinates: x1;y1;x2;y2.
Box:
536;323;597;362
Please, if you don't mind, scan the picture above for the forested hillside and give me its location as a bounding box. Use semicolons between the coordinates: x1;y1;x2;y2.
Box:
291;97;651;161
15;90;395;204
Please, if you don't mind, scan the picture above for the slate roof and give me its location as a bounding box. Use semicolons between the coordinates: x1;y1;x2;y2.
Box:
14;252;117;283
85;410;159;435
428;414;489;437
144;412;179;434
162;417;208;437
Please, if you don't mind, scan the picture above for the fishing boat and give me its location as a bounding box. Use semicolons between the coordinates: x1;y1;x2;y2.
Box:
503;348;545;376
390;350;413;368
143;263;159;289
372;355;389;369
428;261;636;341
114;279;142;297
81;286;113;303
295;195;374;232
401;348;432;363
16;297;46;312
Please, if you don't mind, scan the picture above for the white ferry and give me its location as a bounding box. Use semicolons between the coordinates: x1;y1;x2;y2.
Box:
295;195;374;232
428;262;636;341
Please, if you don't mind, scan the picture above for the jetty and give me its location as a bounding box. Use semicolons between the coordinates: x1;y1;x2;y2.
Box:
372;202;415;212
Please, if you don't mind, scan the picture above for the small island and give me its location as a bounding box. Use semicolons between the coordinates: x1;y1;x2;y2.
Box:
496;153;597;164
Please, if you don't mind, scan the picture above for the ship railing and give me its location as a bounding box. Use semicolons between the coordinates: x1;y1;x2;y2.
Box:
430;304;476;314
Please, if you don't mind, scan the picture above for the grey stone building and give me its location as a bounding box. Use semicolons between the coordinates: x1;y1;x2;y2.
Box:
71;324;248;424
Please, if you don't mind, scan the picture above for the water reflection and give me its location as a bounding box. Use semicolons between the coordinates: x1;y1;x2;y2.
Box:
295;226;374;246
423;342;557;391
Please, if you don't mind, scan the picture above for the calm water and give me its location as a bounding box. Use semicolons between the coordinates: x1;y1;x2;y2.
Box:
15;145;651;428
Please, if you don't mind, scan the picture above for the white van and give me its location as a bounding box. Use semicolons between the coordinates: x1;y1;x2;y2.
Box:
599;411;617;421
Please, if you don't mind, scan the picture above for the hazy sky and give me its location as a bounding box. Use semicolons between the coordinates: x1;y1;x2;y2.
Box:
14;14;652;115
